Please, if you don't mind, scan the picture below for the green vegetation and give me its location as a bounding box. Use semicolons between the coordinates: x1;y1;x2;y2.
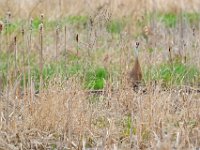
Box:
158;12;200;28
32;17;41;29
0;51;83;90
121;115;136;138
144;62;200;87
107;19;126;34
65;15;88;26
183;12;200;26
1;14;200;91
158;12;177;28
0;50;109;91
5;23;19;34
85;67;108;90
1;2;200;149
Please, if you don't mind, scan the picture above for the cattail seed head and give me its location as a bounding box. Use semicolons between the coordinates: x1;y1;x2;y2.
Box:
14;36;17;45
0;21;4;33
192;27;195;36
56;25;60;33
39;23;43;32
168;46;171;52
7;11;11;18
41;13;44;19
136;42;139;48
40;13;44;23
76;34;79;43
168;46;172;63
89;16;93;26
30;18;33;30
21;27;25;35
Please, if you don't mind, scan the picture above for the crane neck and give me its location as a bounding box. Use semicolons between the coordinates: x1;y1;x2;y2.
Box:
134;47;139;58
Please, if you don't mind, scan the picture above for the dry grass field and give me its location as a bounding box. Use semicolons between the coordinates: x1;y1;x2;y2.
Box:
0;0;200;149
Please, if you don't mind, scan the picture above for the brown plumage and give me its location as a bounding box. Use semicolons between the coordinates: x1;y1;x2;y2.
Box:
130;42;142;91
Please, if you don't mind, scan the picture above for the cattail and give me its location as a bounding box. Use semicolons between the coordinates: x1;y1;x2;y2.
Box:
59;0;62;15
39;23;44;91
6;11;11;26
0;21;3;51
192;27;195;37
64;26;67;60
76;33;79;43
183;43;187;63
14;36;17;78
130;42;142;91
40;13;44;24
21;26;26;97
89;16;93;27
30;18;33;30
27;18;33;107
168;46;172;63
76;33;79;55
55;25;59;61
21;27;24;35
0;21;3;33
4;11;12;125
7;11;11;18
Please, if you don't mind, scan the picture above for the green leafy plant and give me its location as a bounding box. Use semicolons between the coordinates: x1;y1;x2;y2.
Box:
6;23;18;34
144;62;200;87
65;15;88;27
158;12;177;28
31;60;82;90
107;19;126;34
121;115;136;137
184;12;200;26
85;67;108;90
32;17;41;29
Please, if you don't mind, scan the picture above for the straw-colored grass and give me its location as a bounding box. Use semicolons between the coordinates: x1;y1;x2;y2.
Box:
0;1;200;149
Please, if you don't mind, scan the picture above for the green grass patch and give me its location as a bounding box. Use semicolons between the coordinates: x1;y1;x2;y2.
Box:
158;12;177;28
32;17;41;29
0;21;21;34
107;19;126;34
85;67;108;90
0;51;8;72
5;23;18;34
65;15;88;27
144;62;200;87
31;60;82;90
0;50;83;91
121;115;136;137
158;12;200;28
183;12;200;26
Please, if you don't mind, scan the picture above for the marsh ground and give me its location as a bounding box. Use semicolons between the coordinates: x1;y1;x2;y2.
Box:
0;0;200;149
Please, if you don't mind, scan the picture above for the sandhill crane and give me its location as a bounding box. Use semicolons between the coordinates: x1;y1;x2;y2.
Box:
130;42;142;91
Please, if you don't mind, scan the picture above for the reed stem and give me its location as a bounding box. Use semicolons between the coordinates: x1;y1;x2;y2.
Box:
39;23;44;91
